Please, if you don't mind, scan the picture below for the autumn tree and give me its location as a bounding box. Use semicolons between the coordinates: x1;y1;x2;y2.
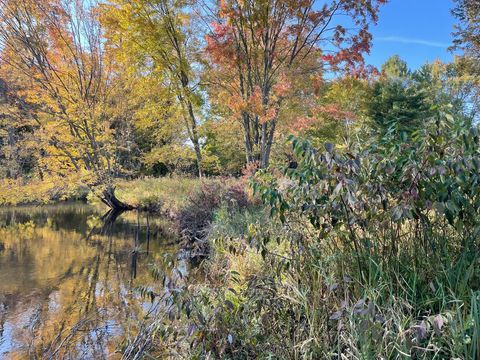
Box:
129;73;199;176
452;0;480;59
101;0;205;177
203;0;387;168
0;78;37;179
414;59;479;123
0;0;132;209
299;76;372;147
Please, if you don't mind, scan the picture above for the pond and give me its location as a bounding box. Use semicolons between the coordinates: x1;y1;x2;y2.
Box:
0;203;183;359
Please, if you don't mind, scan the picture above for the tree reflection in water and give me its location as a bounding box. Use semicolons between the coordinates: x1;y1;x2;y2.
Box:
0;203;181;359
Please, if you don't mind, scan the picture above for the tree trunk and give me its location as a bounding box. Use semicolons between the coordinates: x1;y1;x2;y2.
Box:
186;99;203;178
100;185;133;211
193;138;203;178
260;120;276;169
242;112;255;163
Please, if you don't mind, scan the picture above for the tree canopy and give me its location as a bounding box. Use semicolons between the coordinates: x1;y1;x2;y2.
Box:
0;0;478;207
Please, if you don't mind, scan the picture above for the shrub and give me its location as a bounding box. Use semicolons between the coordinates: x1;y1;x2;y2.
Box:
243;111;480;358
178;179;250;242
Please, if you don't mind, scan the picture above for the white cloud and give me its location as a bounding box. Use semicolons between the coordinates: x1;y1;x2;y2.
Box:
376;36;450;48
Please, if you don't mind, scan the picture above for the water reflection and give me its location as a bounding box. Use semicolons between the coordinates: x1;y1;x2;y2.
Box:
0;203;179;359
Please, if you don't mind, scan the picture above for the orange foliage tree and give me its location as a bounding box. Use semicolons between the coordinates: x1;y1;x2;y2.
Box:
203;0;387;168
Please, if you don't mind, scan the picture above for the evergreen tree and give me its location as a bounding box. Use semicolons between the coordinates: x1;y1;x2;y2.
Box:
369;56;430;139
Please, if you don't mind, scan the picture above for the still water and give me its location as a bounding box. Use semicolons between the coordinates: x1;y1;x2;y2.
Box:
0;203;181;359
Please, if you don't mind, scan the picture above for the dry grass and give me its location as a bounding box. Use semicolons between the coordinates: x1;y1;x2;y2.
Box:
88;177;210;215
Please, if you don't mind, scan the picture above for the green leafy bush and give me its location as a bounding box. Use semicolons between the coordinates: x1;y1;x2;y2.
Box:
245;111;480;358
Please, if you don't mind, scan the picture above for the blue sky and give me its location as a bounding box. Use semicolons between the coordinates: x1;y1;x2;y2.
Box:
366;0;458;70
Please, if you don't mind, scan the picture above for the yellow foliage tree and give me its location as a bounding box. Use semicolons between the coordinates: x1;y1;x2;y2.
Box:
0;0;132;208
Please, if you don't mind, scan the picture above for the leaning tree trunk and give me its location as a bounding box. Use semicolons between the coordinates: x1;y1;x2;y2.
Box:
100;185;133;211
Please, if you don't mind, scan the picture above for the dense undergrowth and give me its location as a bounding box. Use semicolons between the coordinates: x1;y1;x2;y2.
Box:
2;116;479;359
124;112;480;359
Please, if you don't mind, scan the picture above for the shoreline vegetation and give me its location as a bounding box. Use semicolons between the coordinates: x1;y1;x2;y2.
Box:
121;123;480;359
0;176;214;213
0;176;253;244
0;177;90;207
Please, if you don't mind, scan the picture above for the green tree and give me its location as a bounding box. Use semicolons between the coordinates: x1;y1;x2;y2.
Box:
368;56;430;140
202;119;245;176
413;59;479;123
381;54;409;78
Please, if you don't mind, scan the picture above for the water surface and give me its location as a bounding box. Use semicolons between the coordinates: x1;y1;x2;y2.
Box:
0;203;180;359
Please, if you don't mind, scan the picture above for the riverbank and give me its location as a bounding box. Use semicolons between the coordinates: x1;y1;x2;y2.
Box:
0;176;237;215
0;176;212;212
0;176;253;247
0;178;89;206
100;177;208;216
